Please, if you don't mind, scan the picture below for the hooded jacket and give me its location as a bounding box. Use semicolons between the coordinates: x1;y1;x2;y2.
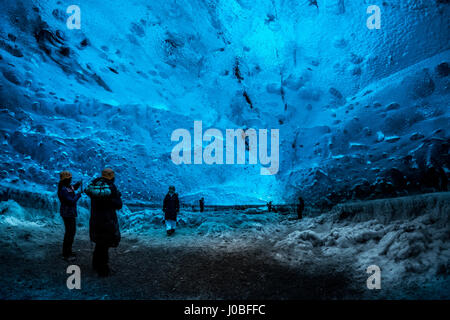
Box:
86;177;122;247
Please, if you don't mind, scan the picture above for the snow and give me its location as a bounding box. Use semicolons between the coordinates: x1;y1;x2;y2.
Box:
0;191;448;298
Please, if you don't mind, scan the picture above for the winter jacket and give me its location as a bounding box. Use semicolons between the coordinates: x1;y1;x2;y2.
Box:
86;177;122;247
163;193;179;221
57;182;81;218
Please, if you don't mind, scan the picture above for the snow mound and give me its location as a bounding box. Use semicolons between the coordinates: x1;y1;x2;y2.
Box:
273;194;450;298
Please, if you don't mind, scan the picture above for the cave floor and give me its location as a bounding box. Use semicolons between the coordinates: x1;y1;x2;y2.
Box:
0;223;365;300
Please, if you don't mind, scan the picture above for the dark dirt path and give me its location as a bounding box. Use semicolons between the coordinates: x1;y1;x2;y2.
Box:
0;226;364;300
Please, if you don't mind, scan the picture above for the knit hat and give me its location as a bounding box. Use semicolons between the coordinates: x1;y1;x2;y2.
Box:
59;171;72;181
102;168;115;180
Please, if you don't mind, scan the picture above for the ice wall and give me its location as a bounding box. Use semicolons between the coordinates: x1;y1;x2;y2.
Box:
0;0;448;205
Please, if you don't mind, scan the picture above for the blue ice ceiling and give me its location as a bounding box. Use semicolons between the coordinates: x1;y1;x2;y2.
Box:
0;0;449;205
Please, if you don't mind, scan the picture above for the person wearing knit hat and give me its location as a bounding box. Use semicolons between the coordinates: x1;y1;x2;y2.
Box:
60;171;72;181
101;168;115;181
85;168;122;277
57;170;82;261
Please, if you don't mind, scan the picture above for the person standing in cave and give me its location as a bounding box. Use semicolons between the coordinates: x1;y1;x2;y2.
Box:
423;165;448;192
267;201;273;212
163;186;180;236
85;168;122;277
199;197;205;213
308;0;319;9
297;196;305;220
57;171;82;261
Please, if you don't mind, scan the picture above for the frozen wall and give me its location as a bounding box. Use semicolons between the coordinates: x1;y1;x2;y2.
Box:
0;0;449;205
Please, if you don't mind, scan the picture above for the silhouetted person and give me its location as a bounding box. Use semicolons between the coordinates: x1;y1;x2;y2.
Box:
423;165;448;192
297;197;305;220
199;197;205;212
86;168;122;277
309;0;319;9
267;201;273;212
163;186;179;236
57;171;82;261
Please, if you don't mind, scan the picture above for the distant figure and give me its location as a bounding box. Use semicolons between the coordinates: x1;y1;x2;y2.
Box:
85;168;122;277
297;196;305;220
199;197;205;212
309;0;319;9
267;201;273;212
423;165;448;192
163;186;180;236
57;171;82;261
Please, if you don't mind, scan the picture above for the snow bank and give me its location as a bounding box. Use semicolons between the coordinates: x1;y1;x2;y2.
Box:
332;192;450;223
119;207;282;237
273;193;450;298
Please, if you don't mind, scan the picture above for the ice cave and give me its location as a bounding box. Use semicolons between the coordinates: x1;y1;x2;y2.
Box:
0;0;449;300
